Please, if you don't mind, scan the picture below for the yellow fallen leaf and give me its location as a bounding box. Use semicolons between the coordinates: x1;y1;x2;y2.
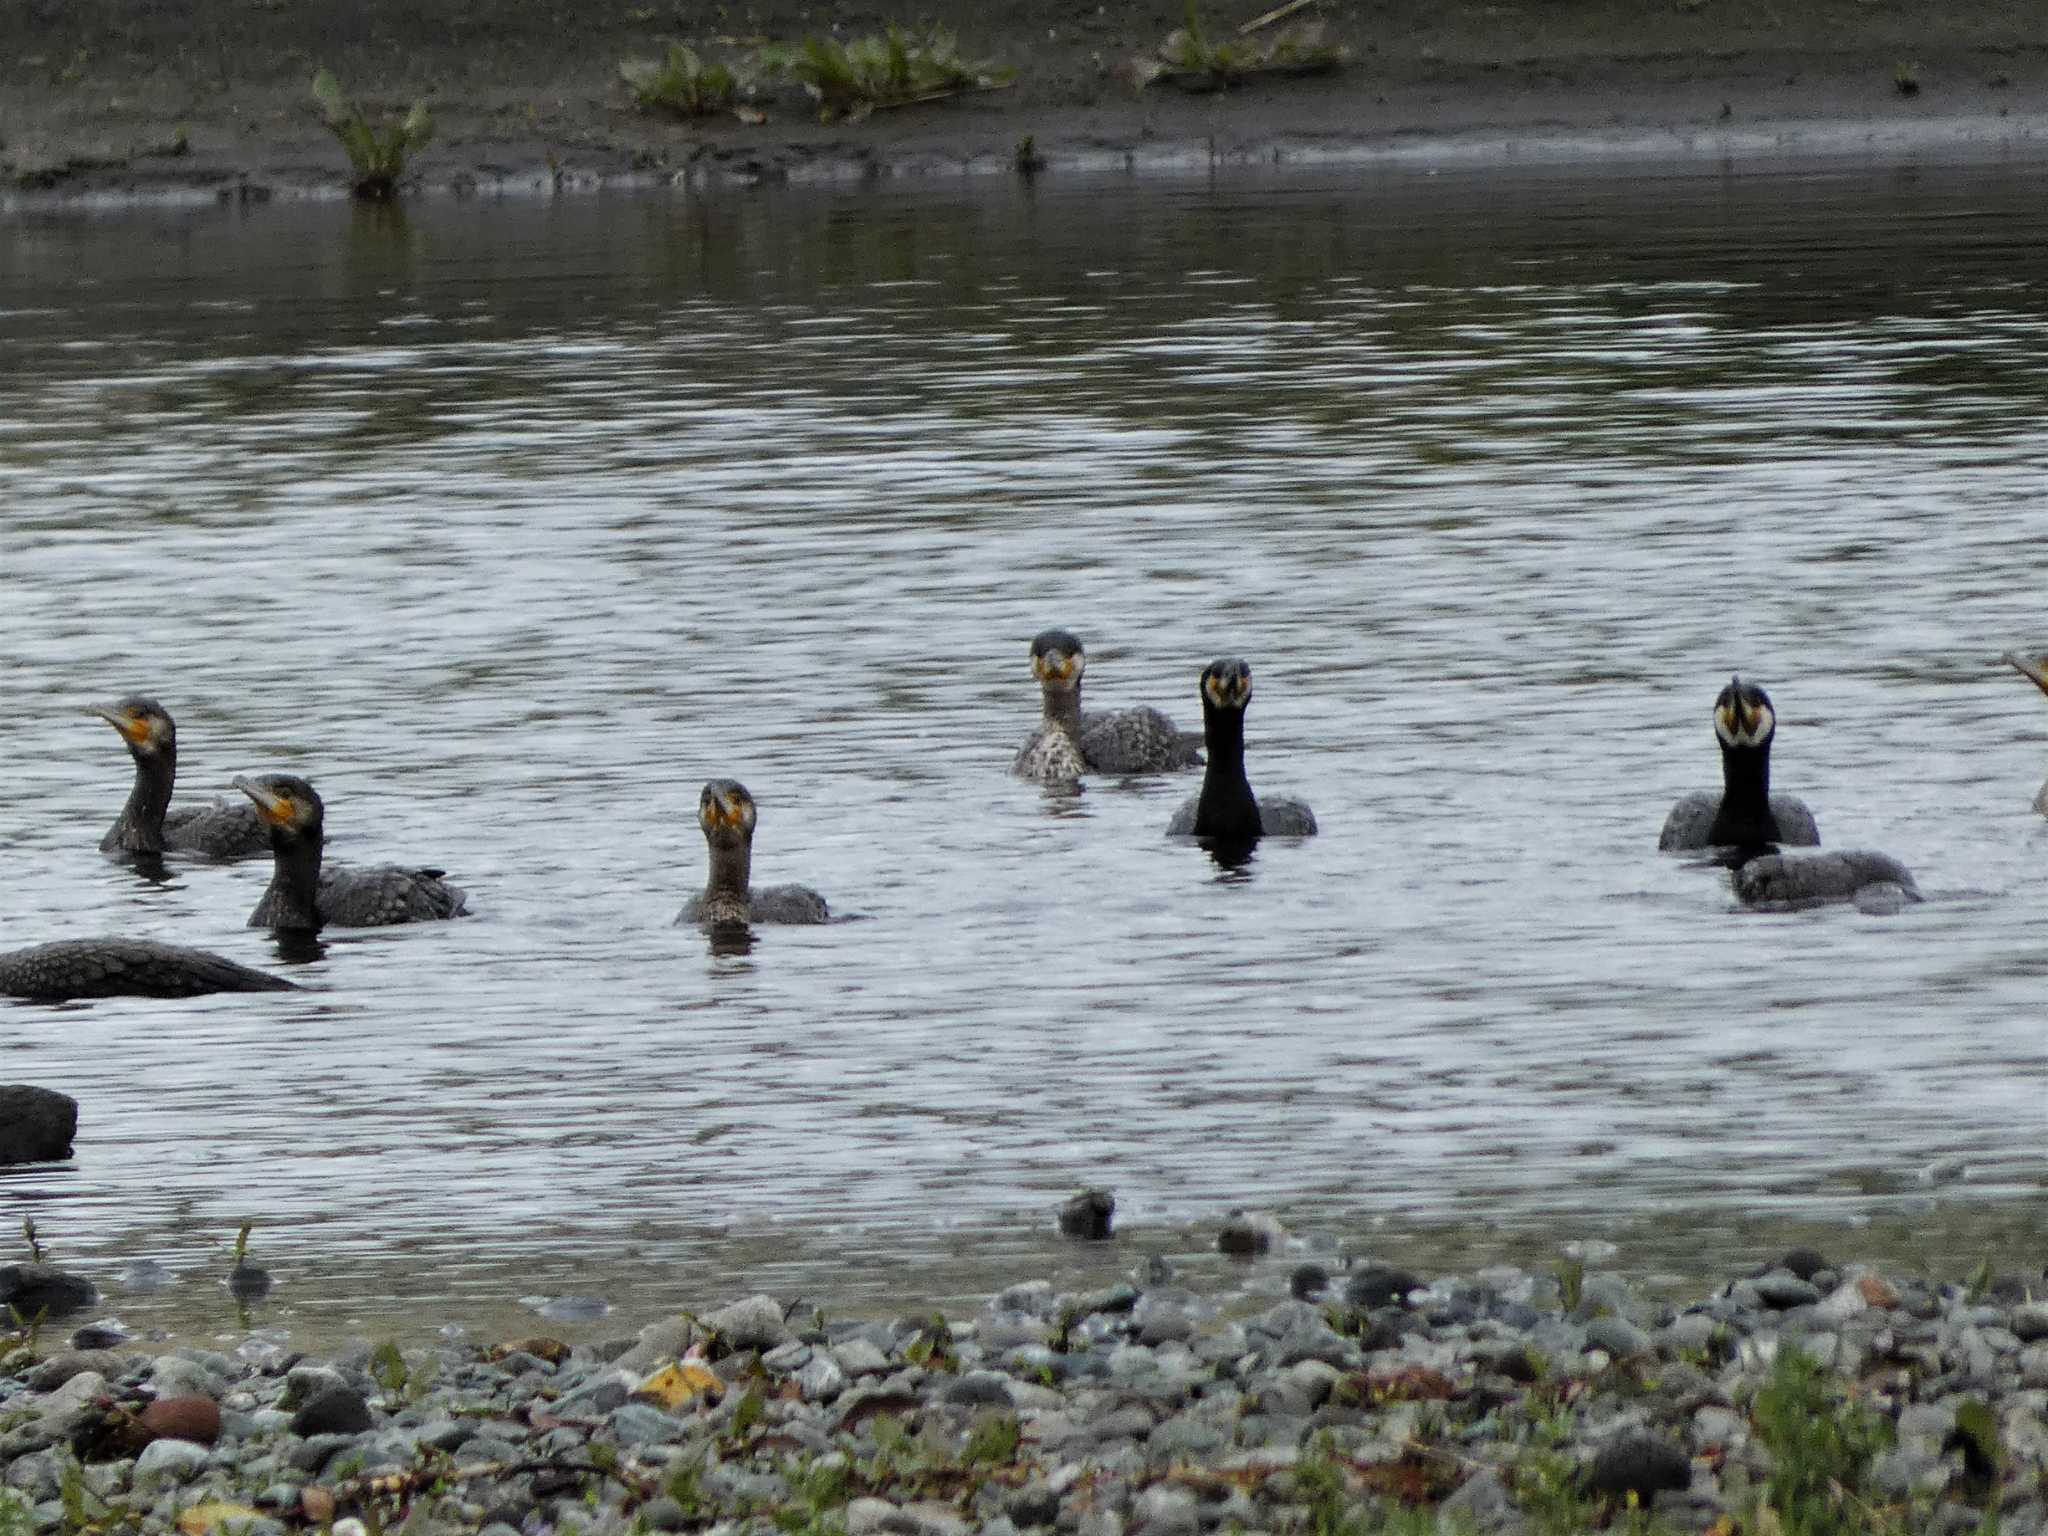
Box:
177;1504;267;1535
635;1360;723;1411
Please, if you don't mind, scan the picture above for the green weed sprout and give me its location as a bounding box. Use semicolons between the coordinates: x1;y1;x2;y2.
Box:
1136;0;1349;91
311;69;433;200
620;45;739;117
761;25;1012;122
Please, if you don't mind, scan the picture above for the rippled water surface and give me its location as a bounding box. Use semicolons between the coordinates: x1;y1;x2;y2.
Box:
3;159;2046;1336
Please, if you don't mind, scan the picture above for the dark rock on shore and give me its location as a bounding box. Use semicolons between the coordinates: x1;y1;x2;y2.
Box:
1216;1208;1283;1256
290;1384;373;1437
1589;1431;1692;1500
1344;1264;1422;1310
1057;1188;1115;1240
0;1085;77;1164
0;1262;98;1317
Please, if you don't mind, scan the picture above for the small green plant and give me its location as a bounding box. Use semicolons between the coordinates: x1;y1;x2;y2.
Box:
786;1457;852;1521
1014;134;1045;176
1751;1345;1893;1536
665;1456;706;1516
901;1313;957;1371
728;1389;765;1439
865;1412;912;1480
1555;1253;1585;1312
57;1457;93;1530
0;1488;32;1536
1295;1435;1356;1536
761;26;1011;122
369;1340;410;1396
1893;61;1921;95
311;69;434;200
620;44;738;117
961;1412;1020;1466
1136;0;1348;91
21;1219;42;1264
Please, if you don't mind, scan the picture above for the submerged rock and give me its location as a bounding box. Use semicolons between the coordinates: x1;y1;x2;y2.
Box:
1059;1189;1116;1240
0;1262;97;1317
1216;1208;1284;1256
0;1085;77;1164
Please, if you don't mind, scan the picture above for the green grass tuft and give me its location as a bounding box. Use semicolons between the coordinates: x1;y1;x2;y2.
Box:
760;25;1011;122
1137;0;1349;91
311;69;434;200
1751;1344;1893;1536
620;45;739;118
961;1412;1021;1466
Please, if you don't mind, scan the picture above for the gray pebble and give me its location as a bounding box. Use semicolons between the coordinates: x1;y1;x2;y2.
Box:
702;1294;793;1352
134;1438;212;1484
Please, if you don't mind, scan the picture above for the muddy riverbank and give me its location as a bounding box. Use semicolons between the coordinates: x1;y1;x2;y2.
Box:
4;0;2045;199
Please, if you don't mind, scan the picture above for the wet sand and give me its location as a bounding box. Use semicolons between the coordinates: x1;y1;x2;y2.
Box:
3;0;2044;200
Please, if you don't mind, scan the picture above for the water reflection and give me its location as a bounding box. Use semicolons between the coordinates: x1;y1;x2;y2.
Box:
0;159;2045;1329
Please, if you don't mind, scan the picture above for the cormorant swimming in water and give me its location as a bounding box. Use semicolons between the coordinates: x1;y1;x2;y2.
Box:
1658;677;1820;853
2001;652;2048;815
90;697;268;860
0;939;297;1001
678;780;829;928
1733;849;1923;914
1167;658;1318;847
1012;629;1203;784
233;774;468;931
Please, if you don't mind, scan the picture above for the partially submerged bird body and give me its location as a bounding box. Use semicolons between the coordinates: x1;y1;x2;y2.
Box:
91;697;268;860
1167;658;1318;845
1012;629;1202;785
678;779;828;928
1658;677;1819;853
0;939;297;1001
2002;652;2048;816
1734;850;1923;914
235;774;467;931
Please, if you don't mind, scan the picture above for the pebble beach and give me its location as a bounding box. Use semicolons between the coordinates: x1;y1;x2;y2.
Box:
5;1236;2047;1535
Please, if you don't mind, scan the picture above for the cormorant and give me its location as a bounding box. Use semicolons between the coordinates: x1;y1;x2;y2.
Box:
2002;652;2048;815
1012;629;1203;784
1658;677;1820;852
1734;850;1923;914
677;780;828;927
90;697;268;860
0;939;297;1001
233;774;468;930
1166;658;1318;845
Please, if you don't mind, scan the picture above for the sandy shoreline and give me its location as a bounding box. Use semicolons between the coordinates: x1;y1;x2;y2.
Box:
3;0;2045;203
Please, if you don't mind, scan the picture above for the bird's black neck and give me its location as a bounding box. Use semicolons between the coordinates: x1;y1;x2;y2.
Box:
1193;702;1263;843
1041;683;1084;741
254;830;325;930
106;750;177;853
706;837;752;902
1709;741;1780;851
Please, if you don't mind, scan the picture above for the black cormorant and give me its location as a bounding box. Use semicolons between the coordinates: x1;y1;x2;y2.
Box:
0;939;297;1001
1166;658;1318;845
2002;652;2048;815
233;774;468;930
677;780;828;927
1658;677;1820;852
90;697;268;860
1012;629;1203;784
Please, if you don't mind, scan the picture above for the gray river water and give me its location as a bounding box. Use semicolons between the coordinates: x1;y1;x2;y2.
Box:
2;158;2045;1339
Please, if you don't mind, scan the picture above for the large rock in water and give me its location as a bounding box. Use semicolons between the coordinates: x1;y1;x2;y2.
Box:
0;1086;77;1163
0;1263;98;1317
